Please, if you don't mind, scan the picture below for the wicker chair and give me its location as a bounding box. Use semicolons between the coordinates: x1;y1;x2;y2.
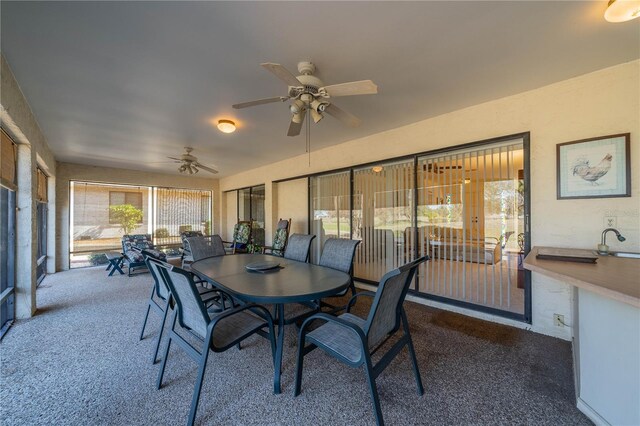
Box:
155;262;276;426
295;256;430;426
263;218;291;257
283;234;316;263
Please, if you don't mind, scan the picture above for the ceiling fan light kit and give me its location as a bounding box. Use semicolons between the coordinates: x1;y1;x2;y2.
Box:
217;119;236;133
604;0;640;22
232;60;378;137
169;147;219;175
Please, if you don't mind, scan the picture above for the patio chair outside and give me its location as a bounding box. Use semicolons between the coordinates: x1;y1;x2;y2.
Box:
283;233;316;263
155;262;276;426
139;257;220;364
294;255;430;426
223;221;252;254
121;234;167;276
263;218;291;257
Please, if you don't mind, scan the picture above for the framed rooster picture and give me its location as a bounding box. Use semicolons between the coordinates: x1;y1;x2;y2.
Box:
557;133;630;199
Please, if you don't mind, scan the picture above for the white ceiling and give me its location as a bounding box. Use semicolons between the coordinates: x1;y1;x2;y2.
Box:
2;1;638;178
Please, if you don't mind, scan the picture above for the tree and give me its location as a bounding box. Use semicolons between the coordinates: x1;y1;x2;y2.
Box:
109;204;143;235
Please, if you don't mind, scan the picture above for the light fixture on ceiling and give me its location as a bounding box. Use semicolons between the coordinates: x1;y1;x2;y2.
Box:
604;0;640;22
372;166;383;173
464;178;471;184
217;119;236;133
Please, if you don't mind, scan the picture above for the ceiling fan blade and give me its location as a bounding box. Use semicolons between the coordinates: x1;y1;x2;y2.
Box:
194;162;219;174
232;96;288;109
167;156;183;161
287;110;306;137
261;63;302;87
322;80;378;97
325;103;361;127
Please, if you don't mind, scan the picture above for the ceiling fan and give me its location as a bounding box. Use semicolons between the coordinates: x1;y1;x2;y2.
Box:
232;61;378;136
168;147;218;175
425;163;464;174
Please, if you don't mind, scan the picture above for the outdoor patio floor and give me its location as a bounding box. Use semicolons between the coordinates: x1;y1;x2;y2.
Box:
0;265;591;425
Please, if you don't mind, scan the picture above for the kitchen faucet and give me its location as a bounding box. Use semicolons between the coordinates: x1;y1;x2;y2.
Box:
597;228;626;254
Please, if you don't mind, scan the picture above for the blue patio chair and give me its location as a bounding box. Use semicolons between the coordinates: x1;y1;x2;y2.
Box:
139;257;221;364
155;262;276;426
283;233;316;263
223;221;252;254
180;230;204;267
317;238;361;313
294;255;430;426
121;234;166;276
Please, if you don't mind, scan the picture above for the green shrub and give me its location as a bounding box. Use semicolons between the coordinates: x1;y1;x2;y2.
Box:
155;228;170;238
88;253;108;266
109;204;143;234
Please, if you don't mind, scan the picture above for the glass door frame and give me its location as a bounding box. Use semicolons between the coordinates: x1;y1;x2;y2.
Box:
302;132;532;323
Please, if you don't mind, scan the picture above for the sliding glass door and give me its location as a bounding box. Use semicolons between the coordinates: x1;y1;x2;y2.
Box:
310;171;351;263
308;134;529;320
236;184;265;246
416;141;525;315
353;160;415;282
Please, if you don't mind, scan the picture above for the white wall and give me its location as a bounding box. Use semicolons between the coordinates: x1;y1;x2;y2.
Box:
276;178;309;235
219;60;640;340
56;162;219;270
1;55;57;318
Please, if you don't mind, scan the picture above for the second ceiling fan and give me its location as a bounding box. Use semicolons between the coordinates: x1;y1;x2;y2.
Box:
233;61;378;136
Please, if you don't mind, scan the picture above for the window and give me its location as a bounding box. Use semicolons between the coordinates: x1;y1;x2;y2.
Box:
233;185;265;246
1;129;17;339
109;191;143;224
70;182;212;268
308;135;530;322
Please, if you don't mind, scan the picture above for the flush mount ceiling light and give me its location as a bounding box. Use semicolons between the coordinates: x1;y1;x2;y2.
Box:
217;119;236;133
605;0;640;22
372;166;383;173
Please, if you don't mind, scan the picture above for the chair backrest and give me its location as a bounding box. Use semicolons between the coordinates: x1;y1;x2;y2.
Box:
233;221;252;245
122;234;153;253
500;231;515;249
155;262;209;339
271;218;291;253
284;234;316;262
181;231;204;253
145;257;170;301
186;235;226;262
364;256;429;347
318;238;361;275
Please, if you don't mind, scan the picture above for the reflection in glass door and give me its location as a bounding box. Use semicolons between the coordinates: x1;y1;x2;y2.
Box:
310;172;350;263
416;140;525;315
352;160;414;282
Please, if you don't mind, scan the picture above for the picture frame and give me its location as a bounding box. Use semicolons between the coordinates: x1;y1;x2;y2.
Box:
557;133;630;200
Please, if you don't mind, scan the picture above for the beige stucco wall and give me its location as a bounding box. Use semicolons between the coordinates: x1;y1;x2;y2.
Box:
56;162;219;270
219;60;640;340
276;178;309;235
1;54;57;318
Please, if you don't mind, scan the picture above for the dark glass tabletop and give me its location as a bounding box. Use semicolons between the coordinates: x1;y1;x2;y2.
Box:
190;254;350;304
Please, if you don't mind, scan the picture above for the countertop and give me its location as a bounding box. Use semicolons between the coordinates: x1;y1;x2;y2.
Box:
524;246;640;308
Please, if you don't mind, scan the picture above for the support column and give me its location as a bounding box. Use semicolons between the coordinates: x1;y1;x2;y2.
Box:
265;181;278;245
15;143;37;318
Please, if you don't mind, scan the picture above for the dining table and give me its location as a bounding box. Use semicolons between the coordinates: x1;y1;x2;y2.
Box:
190;253;351;394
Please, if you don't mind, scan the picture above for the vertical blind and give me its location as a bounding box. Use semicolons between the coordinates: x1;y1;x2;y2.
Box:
308;138;526;316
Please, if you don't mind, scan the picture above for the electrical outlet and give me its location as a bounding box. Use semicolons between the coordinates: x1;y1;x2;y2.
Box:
604;216;617;227
554;314;564;327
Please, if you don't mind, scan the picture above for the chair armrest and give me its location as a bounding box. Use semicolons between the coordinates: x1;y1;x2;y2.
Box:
346;291;377;313
299;312;367;343
208;303;274;331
